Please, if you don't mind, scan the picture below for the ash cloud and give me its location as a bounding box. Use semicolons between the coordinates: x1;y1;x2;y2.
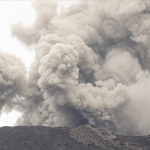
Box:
0;51;27;114
6;0;150;136
11;1;58;45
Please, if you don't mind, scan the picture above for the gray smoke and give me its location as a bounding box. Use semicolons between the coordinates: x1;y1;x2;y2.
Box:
0;51;27;114
9;0;150;136
11;1;58;45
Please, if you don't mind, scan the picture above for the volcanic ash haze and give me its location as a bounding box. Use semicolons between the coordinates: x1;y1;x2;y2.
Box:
1;0;149;136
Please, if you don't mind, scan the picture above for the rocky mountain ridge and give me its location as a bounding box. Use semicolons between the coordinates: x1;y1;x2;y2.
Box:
0;125;150;150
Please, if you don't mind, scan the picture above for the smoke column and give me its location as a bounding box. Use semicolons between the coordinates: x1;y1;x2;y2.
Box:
8;0;150;135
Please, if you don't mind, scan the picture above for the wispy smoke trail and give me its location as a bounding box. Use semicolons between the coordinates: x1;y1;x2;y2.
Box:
7;0;150;135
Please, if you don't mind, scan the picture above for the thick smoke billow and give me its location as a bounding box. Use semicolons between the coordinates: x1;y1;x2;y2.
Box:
0;51;26;114
8;0;150;136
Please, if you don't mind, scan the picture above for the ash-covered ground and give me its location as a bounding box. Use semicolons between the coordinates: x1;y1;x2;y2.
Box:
0;125;150;150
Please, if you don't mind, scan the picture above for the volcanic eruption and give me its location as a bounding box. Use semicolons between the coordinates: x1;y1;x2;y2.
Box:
0;0;149;136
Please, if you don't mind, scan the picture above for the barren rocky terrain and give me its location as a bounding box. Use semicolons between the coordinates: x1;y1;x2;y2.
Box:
0;125;149;150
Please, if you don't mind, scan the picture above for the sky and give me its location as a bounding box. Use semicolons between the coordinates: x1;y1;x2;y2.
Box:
0;1;35;70
0;0;78;127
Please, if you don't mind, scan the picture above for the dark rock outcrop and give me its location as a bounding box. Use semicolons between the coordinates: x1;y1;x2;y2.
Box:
0;125;149;150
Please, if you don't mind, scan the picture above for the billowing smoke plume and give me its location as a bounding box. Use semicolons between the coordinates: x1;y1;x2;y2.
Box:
11;1;58;45
9;0;150;136
0;51;26;114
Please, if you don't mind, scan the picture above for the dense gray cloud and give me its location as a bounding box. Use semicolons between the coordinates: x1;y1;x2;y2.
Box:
9;0;150;136
0;51;27;114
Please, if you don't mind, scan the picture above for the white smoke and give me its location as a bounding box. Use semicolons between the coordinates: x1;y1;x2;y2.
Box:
8;0;150;136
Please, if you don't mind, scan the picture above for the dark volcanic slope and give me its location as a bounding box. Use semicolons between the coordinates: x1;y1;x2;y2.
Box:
0;125;149;150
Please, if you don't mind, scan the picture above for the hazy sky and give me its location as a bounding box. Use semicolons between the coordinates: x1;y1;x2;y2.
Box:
0;1;35;70
0;0;78;127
